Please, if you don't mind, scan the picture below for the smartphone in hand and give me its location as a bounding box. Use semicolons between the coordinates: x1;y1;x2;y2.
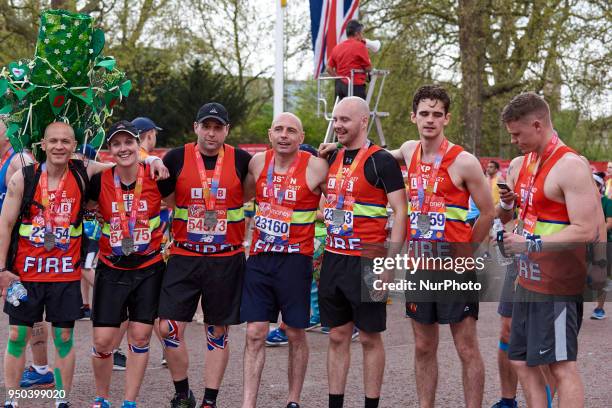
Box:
497;182;510;192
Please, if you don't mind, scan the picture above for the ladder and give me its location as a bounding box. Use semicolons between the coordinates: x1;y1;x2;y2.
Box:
317;69;390;147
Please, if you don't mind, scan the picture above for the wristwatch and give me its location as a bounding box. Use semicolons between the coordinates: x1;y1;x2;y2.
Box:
592;259;607;268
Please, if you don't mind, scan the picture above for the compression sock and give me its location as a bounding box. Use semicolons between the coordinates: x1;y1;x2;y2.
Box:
329;394;344;408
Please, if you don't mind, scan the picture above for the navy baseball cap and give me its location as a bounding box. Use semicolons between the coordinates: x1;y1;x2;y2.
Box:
299;144;319;157
77;144;97;160
196;102;229;125
132;117;162;132
107;120;140;143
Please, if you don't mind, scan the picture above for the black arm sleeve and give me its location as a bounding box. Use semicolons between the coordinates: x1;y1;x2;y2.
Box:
88;172;102;202
234;148;252;183
366;150;405;194
156;146;184;198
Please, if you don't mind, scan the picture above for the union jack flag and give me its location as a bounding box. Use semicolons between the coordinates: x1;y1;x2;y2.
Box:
309;0;360;78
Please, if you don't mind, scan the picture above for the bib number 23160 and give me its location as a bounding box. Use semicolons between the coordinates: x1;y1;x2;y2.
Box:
255;203;292;245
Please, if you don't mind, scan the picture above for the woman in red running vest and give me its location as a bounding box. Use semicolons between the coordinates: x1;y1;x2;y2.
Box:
87;121;165;407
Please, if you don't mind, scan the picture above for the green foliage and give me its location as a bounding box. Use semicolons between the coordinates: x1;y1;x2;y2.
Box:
292;81;330;147
229;102;273;145
113;59;249;147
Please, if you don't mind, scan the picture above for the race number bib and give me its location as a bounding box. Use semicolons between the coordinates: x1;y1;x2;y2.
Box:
324;194;355;237
324;207;354;237
409;196;446;241
187;205;227;244
254;202;292;245
109;199;152;255
517;213;537;238
30;211;71;250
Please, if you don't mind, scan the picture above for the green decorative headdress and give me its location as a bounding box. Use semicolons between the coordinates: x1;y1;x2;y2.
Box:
0;9;131;159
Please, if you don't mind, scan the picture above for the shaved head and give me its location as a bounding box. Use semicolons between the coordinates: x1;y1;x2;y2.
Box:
272;112;303;133
332;97;370;148
268;112;305;156
336;96;370;119
44;121;75;139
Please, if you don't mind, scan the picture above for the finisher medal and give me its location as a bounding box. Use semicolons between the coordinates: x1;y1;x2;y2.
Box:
204;210;218;229
43;232;56;251
417;213;431;234
121;237;134;256
332;209;346;227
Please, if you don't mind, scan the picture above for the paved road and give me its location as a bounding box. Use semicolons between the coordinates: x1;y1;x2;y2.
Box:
0;299;610;407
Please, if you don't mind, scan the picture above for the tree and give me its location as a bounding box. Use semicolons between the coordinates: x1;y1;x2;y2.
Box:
363;0;611;156
113;60;250;147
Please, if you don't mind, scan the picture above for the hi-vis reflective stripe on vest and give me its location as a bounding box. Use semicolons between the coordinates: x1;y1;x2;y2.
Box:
353;202;387;218
101;216;161;235
253;205;316;225
173;206;245;223
19;223;82;238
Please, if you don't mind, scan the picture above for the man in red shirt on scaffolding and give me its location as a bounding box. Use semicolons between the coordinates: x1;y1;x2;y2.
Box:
327;20;372;101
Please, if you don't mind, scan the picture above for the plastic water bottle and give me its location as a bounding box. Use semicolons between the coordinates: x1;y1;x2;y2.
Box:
493;219;513;266
6;280;28;307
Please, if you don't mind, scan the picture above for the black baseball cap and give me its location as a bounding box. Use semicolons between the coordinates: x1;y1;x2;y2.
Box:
196;102;229;125
106;120;140;143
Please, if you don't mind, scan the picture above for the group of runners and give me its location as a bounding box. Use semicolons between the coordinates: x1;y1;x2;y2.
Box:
0;85;606;408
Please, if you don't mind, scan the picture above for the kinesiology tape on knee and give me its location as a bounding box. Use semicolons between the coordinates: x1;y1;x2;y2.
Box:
53;327;74;358
545;384;553;408
163;320;180;348
128;343;150;354
498;340;509;353
91;346;113;359
206;325;228;351
7;325;28;358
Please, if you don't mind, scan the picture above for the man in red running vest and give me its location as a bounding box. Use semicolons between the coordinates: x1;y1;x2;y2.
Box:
498;92;605;408
318;97;407;408
241;112;328;408
156;102;252;408
318;86;493;408
397;85;493;408
0;122;167;408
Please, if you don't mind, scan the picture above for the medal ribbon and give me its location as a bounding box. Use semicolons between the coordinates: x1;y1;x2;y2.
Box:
265;150;301;206
40;163;69;236
194;143;225;211
518;132;559;224
113;164;145;240
333;142;370;209
413;138;449;213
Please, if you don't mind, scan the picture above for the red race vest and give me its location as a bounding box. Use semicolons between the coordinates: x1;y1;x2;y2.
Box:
97;164;163;269
514;146;586;295
172;143;245;257
251;150;320;256
15;165;82;282
324;145;388;256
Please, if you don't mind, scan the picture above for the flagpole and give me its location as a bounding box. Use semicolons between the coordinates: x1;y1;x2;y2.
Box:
274;0;286;118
